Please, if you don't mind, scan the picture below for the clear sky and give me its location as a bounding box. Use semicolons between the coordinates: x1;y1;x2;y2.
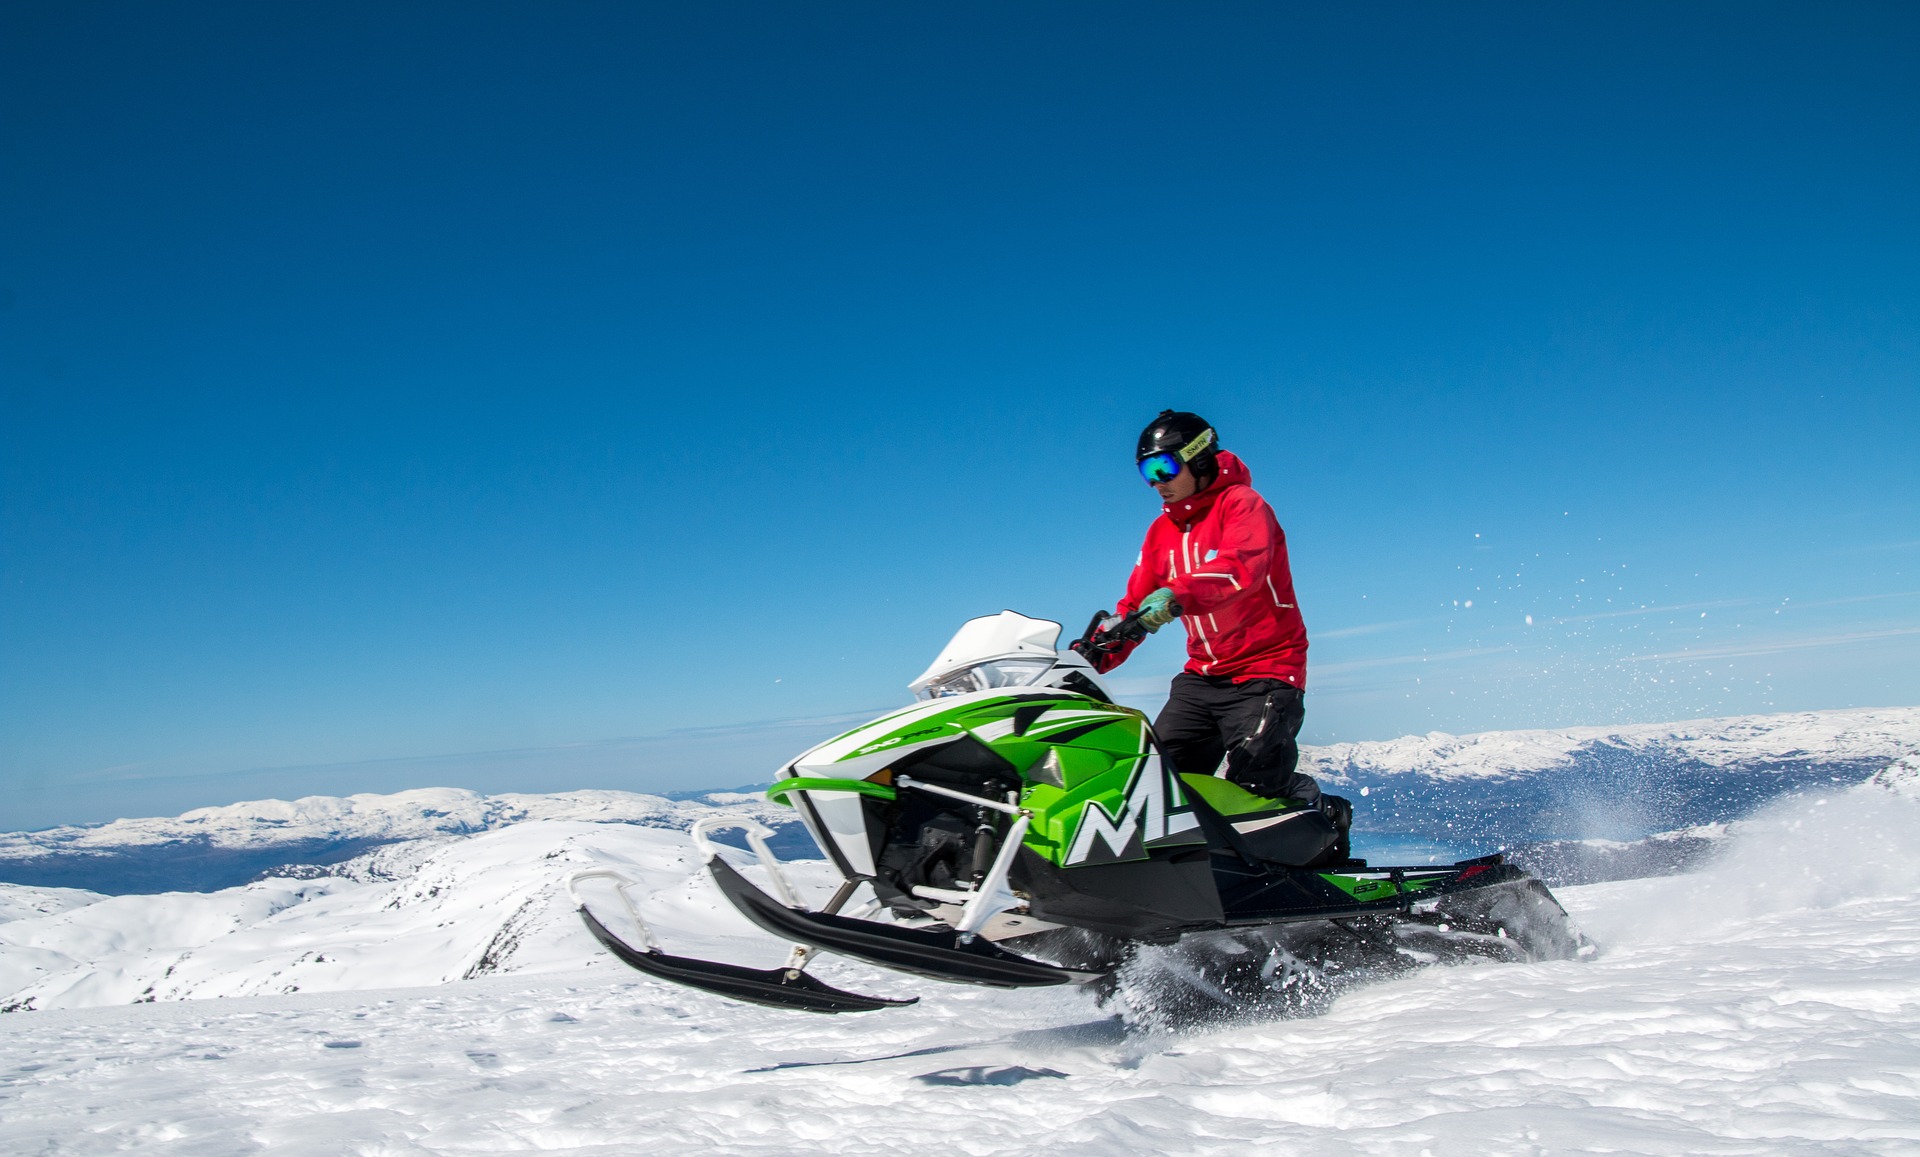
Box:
4;3;1916;830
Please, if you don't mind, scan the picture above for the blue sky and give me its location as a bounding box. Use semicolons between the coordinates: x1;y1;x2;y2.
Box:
4;3;1916;829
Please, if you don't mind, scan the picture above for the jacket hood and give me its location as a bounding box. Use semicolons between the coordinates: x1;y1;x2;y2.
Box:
1162;450;1249;525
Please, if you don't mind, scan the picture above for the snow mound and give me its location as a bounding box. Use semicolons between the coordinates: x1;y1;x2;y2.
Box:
0;883;105;925
1662;756;1920;927
1870;754;1920;798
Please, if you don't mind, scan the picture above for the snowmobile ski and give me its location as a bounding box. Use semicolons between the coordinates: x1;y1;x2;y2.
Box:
575;902;914;1013
708;854;1103;989
567;858;916;1014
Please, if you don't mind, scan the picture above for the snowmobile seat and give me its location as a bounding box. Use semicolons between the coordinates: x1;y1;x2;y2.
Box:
1178;774;1344;868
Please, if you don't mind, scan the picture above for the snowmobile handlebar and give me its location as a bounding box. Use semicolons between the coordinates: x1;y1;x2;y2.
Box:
1070;602;1174;658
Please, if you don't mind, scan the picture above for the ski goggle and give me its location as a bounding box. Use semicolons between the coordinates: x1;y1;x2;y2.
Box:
1138;452;1184;484
1137;427;1215;484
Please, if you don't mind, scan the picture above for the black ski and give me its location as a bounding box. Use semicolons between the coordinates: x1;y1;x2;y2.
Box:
708;856;1104;989
576;905;917;1014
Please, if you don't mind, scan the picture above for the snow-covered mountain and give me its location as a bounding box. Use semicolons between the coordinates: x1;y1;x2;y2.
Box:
0;786;794;894
1307;704;1920;780
0;786;786;855
0;786;791;859
1306;704;1920;851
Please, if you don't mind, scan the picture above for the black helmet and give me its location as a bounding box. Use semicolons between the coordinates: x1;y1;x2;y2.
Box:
1136;409;1220;486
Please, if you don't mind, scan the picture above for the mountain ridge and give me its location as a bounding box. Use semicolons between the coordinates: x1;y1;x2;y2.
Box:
4;705;1914;893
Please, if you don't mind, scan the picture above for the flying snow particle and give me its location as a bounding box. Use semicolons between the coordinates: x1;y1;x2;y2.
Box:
1525;615;1534;625
1464;600;1473;609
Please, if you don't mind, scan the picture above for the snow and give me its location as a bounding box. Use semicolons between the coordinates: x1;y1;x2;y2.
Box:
1;765;1917;1152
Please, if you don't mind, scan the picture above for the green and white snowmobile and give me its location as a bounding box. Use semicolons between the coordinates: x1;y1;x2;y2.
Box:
571;611;1590;1015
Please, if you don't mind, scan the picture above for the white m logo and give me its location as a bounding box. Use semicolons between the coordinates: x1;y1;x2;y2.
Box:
1064;754;1202;867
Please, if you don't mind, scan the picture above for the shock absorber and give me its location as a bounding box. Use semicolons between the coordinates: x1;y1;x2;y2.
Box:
969;805;998;888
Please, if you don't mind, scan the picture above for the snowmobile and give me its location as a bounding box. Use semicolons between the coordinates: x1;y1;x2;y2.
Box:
570;610;1590;1016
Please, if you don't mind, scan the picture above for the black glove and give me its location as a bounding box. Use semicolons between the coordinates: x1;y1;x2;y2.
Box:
1070;611;1127;658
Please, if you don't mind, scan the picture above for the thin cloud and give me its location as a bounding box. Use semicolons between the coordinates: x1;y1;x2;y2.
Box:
1313;645;1514;675
1553;589;1920;626
1781;590;1920;610
1838;539;1920;554
1552;598;1754;625
1623;627;1920;664
1316;617;1430;640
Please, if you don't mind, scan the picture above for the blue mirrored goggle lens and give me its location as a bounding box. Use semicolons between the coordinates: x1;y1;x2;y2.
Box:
1139;452;1182;483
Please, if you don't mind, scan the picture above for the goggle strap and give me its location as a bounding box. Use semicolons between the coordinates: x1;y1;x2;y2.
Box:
1176;428;1215;463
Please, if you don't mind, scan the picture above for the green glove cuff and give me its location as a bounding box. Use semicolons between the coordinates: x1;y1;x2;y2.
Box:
1138;587;1180;632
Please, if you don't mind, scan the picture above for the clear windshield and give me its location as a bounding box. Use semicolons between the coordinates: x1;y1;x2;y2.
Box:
915;657;1054;700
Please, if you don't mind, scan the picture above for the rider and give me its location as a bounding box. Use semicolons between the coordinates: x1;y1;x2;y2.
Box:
1075;410;1324;806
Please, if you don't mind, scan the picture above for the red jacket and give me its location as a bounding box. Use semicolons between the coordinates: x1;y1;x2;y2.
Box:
1096;451;1308;687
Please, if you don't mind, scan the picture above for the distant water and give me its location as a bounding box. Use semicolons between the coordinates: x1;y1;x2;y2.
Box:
0;820;826;896
1350;835;1480;867
0;838;400;895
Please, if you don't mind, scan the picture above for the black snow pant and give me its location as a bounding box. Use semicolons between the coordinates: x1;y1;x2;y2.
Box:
1154;672;1320;803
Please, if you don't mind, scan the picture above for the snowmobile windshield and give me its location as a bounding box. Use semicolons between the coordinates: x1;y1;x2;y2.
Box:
916;657;1054;700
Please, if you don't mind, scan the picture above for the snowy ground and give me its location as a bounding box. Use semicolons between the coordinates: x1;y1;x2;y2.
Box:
2;770;1917;1154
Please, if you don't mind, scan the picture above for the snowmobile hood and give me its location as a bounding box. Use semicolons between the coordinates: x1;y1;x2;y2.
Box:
1161;449;1250;527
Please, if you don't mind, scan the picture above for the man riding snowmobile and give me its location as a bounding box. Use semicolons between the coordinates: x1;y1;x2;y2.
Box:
563;415;1590;1017
1074;410;1352;867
